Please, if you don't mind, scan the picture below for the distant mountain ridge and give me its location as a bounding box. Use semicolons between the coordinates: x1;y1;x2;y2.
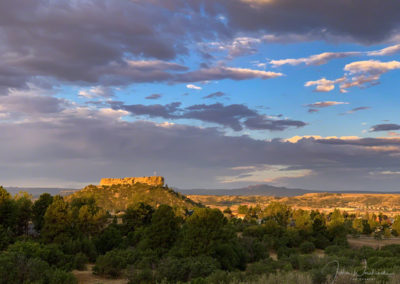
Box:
177;184;400;197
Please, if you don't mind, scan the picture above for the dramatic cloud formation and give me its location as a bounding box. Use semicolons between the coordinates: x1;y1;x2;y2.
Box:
1;0;400;190
2;104;400;190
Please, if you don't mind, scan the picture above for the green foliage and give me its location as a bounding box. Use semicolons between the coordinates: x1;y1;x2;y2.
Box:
139;204;181;255
68;183;201;212
0;246;77;284
32;193;54;232
41;196;72;243
263;202;291;227
123;202;154;232
179;208;230;257
93;249;129;278
156;256;219;282
299;241;316;254
94;223;123;255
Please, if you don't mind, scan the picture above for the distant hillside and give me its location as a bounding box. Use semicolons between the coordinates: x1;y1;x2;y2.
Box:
188;192;400;217
65;183;202;212
178;184;400;197
178;184;311;197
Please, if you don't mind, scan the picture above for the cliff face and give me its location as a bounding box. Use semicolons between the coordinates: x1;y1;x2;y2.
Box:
99;176;164;187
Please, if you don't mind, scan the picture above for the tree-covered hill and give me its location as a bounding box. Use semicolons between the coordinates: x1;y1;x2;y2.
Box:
65;183;202;212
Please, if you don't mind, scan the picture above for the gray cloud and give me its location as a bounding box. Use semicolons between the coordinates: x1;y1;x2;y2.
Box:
145;94;162;100
1;109;400;190
370;123;400;132
0;0;227;91
243;115;306;131
116;102;306;132
341;106;370;115
212;0;400;44
203;91;226;99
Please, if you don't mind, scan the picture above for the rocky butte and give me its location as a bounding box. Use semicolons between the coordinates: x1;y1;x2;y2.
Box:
99;176;165;187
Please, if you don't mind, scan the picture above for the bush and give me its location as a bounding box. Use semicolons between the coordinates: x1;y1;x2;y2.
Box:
73;253;88;270
47;269;78;284
93;249;128;278
127;266;154;284
300;241;316;254
188;256;220;279
156;257;189;282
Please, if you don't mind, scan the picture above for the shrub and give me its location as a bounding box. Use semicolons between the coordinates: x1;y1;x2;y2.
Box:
73;253;88;270
93;249;128;278
300;241;316;254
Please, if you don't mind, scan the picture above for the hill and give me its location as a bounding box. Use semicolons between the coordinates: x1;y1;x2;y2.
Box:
178;184;400;197
65;183;202;212
178;184;313;196
187;192;400;217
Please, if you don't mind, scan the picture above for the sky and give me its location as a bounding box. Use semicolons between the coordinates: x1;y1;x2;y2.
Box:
1;0;400;191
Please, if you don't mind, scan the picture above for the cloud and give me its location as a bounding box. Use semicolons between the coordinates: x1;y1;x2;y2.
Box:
308;109;319;114
270;52;360;67
3;107;400;190
342;106;370;115
200;37;263;58
370;123;400;132
306;101;349;108
243;115;306;131
203;91;226;99
304;77;345;92
218;165;312;183
186;84;202;90
269;44;400;68
115;101;306;132
0;0;231;91
179;66;283;82
211;0;400;44
145;94;162;100
367;44;400;56
78;86;114;99
340;60;400;90
305;60;400;92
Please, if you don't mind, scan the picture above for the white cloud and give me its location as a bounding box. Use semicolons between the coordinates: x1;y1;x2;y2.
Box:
218;165;313;183
367;44;400;56
304;77;345;92
186;84;202;90
271;52;360;67
78;86;114;99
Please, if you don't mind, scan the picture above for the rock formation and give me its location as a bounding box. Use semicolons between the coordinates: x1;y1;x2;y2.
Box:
99;176;164;187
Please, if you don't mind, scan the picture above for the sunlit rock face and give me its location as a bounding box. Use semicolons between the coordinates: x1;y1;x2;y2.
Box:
99;176;164;187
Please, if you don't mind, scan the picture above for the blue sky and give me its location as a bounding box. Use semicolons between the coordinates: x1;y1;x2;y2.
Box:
1;0;400;191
